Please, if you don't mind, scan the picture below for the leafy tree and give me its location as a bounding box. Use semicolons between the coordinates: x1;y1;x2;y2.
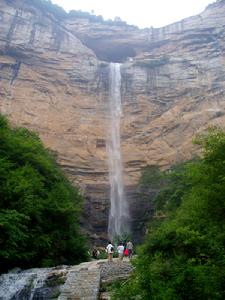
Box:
153;162;194;214
26;0;131;26
139;165;164;188
0;115;88;272
113;128;225;299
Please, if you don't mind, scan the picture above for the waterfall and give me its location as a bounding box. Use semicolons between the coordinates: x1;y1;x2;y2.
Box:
0;268;53;299
107;62;129;239
0;266;70;299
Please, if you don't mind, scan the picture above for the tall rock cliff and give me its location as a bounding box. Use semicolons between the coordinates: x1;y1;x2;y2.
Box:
0;0;225;243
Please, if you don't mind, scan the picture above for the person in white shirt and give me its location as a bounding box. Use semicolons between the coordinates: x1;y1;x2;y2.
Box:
106;241;114;263
117;241;125;263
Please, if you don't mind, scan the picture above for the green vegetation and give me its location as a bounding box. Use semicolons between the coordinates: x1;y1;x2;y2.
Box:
0;115;88;272
26;0;67;19
101;279;124;296
46;273;66;287
113;232;132;246
139;165;164;188
68;10;104;22
68;10;130;26
27;0;134;27
97;249;107;260
112;128;225;299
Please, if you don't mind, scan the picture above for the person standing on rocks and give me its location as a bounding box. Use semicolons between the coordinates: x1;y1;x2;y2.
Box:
92;246;99;259
126;240;134;259
106;241;114;263
117;241;125;263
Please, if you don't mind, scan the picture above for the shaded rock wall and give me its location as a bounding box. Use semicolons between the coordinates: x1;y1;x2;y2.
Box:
1;0;225;243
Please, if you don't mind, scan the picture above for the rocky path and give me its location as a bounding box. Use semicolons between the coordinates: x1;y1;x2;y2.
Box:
0;258;133;299
59;258;133;300
58;261;101;300
99;259;134;300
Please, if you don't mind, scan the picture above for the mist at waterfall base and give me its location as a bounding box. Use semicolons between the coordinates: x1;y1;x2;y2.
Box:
107;63;130;240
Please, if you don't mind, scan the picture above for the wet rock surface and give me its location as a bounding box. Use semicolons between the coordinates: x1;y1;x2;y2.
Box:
0;267;69;300
0;259;134;300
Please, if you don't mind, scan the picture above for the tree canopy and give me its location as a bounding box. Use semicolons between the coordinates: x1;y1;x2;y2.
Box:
0;115;88;272
113;127;225;299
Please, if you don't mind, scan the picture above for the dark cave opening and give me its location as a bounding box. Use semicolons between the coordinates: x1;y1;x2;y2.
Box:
82;38;137;62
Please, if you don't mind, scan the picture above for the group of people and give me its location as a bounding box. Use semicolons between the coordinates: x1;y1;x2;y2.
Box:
106;240;133;263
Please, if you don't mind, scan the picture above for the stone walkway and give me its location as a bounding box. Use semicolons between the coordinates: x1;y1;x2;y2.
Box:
58;258;133;300
58;261;101;300
0;258;133;299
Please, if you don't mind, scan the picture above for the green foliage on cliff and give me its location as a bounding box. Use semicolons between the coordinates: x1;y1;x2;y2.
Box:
139;165;164;188
68;10;104;22
27;0;133;27
26;0;66;19
68;10;129;26
0;115;88;272
113;128;225;299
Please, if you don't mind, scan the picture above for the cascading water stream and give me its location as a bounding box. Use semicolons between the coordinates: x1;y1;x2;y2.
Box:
0;268;54;299
107;63;130;239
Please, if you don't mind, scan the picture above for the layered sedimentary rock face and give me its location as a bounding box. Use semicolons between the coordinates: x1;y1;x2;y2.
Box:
1;0;225;242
